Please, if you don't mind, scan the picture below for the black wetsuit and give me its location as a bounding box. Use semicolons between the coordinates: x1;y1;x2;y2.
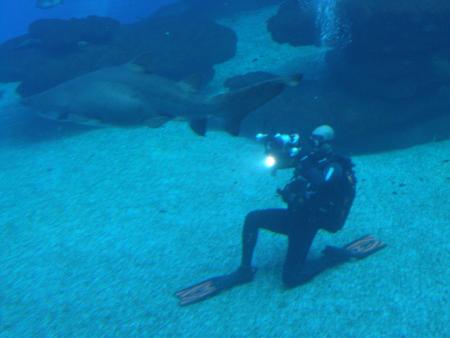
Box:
239;146;356;287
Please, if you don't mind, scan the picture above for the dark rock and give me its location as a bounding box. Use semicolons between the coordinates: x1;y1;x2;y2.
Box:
0;16;125;96
115;13;237;82
28;16;121;51
335;0;450;59
177;0;285;19
0;39;128;96
267;0;318;47
325;51;439;101
240;77;450;153
323;0;450;115
0;12;236;96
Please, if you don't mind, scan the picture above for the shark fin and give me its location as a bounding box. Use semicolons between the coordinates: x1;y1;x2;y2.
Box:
223;118;241;136
189;118;208;136
212;74;302;136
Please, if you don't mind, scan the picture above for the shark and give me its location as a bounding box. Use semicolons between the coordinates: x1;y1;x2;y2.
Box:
23;64;302;136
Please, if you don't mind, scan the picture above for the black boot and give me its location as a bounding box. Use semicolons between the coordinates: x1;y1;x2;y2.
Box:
221;266;257;287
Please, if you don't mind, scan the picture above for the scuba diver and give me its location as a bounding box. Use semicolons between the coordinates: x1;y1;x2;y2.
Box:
176;125;385;306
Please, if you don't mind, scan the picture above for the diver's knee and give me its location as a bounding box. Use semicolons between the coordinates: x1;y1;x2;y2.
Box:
244;210;260;227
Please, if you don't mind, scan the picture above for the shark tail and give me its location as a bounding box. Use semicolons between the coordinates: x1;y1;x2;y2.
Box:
212;74;302;136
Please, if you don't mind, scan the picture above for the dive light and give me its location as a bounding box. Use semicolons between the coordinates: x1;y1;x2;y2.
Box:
256;132;301;169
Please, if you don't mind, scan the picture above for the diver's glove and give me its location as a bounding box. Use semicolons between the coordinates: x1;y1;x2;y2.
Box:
277;177;308;206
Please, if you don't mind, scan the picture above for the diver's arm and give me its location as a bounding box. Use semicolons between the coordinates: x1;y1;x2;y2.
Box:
274;155;299;169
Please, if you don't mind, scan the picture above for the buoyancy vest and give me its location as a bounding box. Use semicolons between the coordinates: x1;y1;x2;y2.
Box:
280;153;356;233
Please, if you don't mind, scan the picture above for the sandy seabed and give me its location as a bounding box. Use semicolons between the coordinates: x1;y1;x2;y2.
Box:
0;120;449;337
